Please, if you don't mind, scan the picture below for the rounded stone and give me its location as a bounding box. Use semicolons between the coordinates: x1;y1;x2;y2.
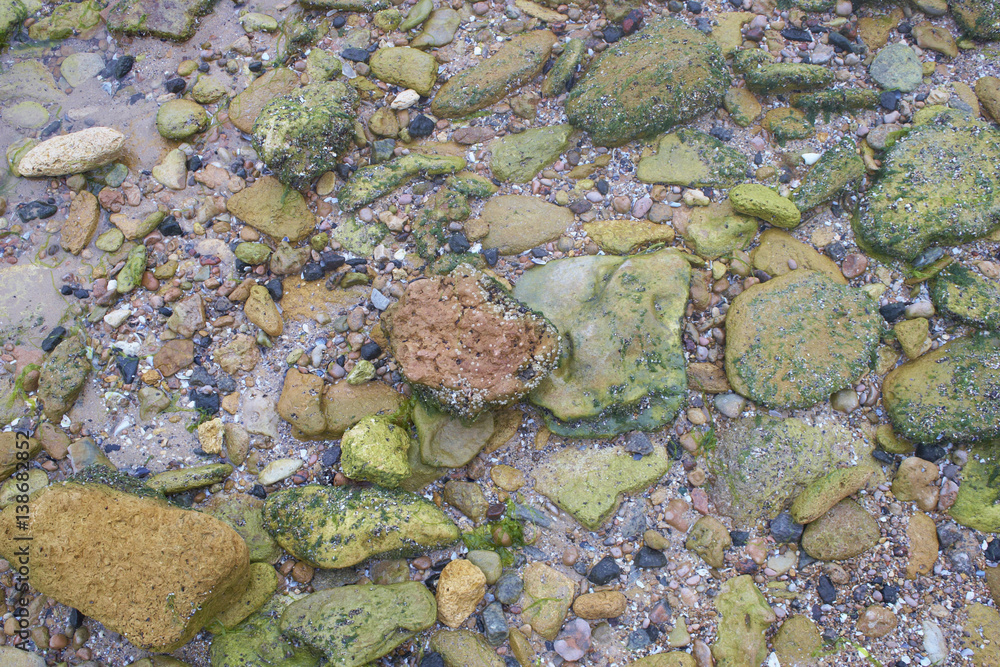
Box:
801;499;880;561
436;559;486;628
869;43;924;93
156;99;210;140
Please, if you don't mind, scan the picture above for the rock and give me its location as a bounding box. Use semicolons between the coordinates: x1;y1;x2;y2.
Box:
68;437;114;473
209;597;323;667
950;444;1000;531
963;604;1000;665
3;101;47;130
38;335;90;422
707;416;870;528
0;647;45;667
725;270;881;409
337;153;465;210
0;468;248;651
636;129;745;188
0;432;40;482
977;76;1000;122
790;466;874;524
147;463;232;493
61;53;105;87
883;332;1000;444
322;380;406;437
139;387;171;420
490;464;525;492
682;201;758;260
409;8;461;48
429;629;505;667
869;42;923;92
762;107;815;142
913;22;957;57
17;127;125;177
244;285;283;337
28;0;101;40
156;99;209;140
208;561;278;632
341;416;411;487
467;549;502;584
234;242;271;266
515;249;690;437
263;484;458;568
383;265;559;418
198;417;224;455
519;562;575;640
906;512;938;579
542;37;585;97
929;263;1000;329
431;30;555;118
166;294;205;338
277;370;325;437
891;457;940;511
751;229;846;284
436;559;486;627
490;124;573;183
227;175;316;242
857;605;897;638
60;190;99;255
582;219;676;255
369;47;438;96
629;655;696;667
477;195;574;254
724;87;763;127
791;138;865;212
229;68;300;133
729;183;800;229
801;499;880;560
252;82;359;189
686;516;732;568
115;244;147;294
711;575;775;667
950;0;1000;40
108;0;217;40
773;615;822;667
191;74;227;103
443;480;487;521
573;590;627;619
257;458;303;485
746;64;834;94
533;441;668;530
281;582;436;667
414;400;494;468
201;492;283;563
0;0;26;49
566;18;728;146
856;113;1000;261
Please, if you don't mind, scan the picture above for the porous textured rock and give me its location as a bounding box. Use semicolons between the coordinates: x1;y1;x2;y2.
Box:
226;175;317;242
801;499;880;560
636;129;745;188
38;335;91;421
108;0;219;41
369;46;438;96
17;127;126;177
519;562;575;640
712;575;776;667
341;416;411;488
436;559;487;627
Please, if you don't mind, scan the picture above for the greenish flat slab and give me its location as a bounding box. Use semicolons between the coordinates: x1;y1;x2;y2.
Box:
929;262;1000;329
949;444;1000;531
146;463;233;494
791;138;865;212
490;124;572;183
637;129;745;188
108;0;218;41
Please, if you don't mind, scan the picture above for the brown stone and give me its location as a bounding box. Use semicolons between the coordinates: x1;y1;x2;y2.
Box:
905;512;938;579
453;126;497;144
857;606;897;638
244;285;284;337
321;380;406;437
166;294;206;338
153;339;195;377
573;590;627;619
891;457;939;512
436;559;486;628
0;433;41;482
37;423;69;460
841;253;868;279
687;362;731;393
213;334;261;375
60;191;100;255
277;369;326;437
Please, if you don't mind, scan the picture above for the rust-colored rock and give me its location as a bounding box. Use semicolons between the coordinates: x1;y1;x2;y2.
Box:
153;339;195;377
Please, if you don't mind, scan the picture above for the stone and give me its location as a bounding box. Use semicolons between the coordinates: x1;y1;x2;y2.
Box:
490;464;525;491
773;615;822;667
869;43;923;93
191;75;227;104
882;332;1000;444
792;138;865;212
729;183;800;229
234;242;271;266
963;604;1000;666
762;107;815;142
712;575;775;667
490;124;573;183
429;629;505;667
950;444;1000;531
338;153;465;210
950;0;1000;40
227;176;316;242
790;466;874;524
542;37;585;97
746;64;833;94
245;285;283;337
855;114;1000;261
152;149;188;190
60;190;99;255
725;270;881;409
519;562;575;640
156;99;210;140
383;265;559;418
281;582;436;667
252;82;359;189
724;87;762;127
566;18;728;146
68;437;114;473
466;550;502;584
342;416;411;488
228;68;300;133
263;484;459;568
146;463;233;494
801;499;880;560
209;597;322;667
166;294;205;338
857;605;898;638
929;263;1000;329
515;249;690;437
201;492;283;563
751;229;846;284
443;480;487;521
17;127;125;177
895;318;930;359
892;457;940;511
369;47;438;96
913;22;957;57
197;418;224;455
108;0;217;41
686;516;732;568
116;244;147;294
96;228;125;252
682;201;758;260
629;655;696;667
258;458;303;485
906;512;938;579
582;219;675;254
0;469;248;651
277;370;325;437
431;30;555;118
0;433;40;482
322;380;406;437
0;0;26;49
0;60;66;107
436;559;486;627
38;335;90;421
409;8;461;48
414;400;494;468
573;590;627;619
637;129;745;188
28;0;101;40
2;100;47;129
977;76;1000;122
0;648;45;667
111;212;165;241
533;442;669;530
478;195;575;254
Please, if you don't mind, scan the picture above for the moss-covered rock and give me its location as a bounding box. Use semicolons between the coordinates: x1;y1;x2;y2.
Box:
514;249;690;437
251;82;359;189
156;99;209;140
682;201;758;260
409;7;460;47
636;129;745;188
882;332;1000;444
431;629;506;667
207;561;279;632
29;0;102;40
790;465;874;524
712;576;775;667
369;46;438;96
582;219;676;255
729;183;800;228
200;492;283;563
791;138;865;212
869;42;923;92
950;0;1000;40
226;175;317;242
0;0;27;49
108;0;218;40
209;597;322;667
146;463;233;494
477;195;574;255
763;107;815;142
341;416;411;487
751;228;846;284
723;87;762;127
929;262;1000;329
790;89;879;115
801;499;880;560
338;153;465;210
686;516;732;568
281;583;436;667
566;19;729;146
229;68;300;133
490;124;573;183
745;63;834;94
116;243;147;294
262;484;459;568
949;444;1000;531
542;37;584;97
431;30;555;118
38;335;90;422
725;270;881;409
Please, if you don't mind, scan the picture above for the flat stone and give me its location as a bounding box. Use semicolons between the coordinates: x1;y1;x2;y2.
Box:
519;562;575;640
729;183;800;229
108;0;218;41
751;229;846;284
682;201;758;260
478;195;574;254
490;124;573;183
227;175;317;242
801;499;880;560
869;43;923;92
582;219;675;255
712;575;776;667
637;129;745;188
369;46;438;96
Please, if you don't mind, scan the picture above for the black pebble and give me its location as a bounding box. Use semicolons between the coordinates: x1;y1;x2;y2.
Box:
625;431;654;455
603;25;623;42
420;653;445;667
104;443;121;453
114;55;135;79
164;77;186;94
448;232;471;253
753;151;764;166
265;278;283;302
667;0;684;10
336;163;355;180
186;155;203;171
332;15;347;28
824;241;847;262
159;215;183;236
852;584;869;602
320;252;345;273
634;546;668;568
730;530;750;547
778;169;792;184
881;584;899;603
781;27;813;42
190;390;220;414
915;443;947;462
666;438;683;460
302;263;324;281
249;484;267;499
817;575;837;603
880;90;902;111
897;21;912;34
686;0;702;11
322;446;341;467
158;307;173;317
985;539;1000;562
596;179;609;195
483;247;499;267
248;61;264;73
872;449;895;464
879;301;908;322
360;342;382;360
346;257;368;267
409;114;435;138
198;62;210;73
68;609;84;631
770;511;804;543
529;247;547;258
827;31;854;52
645;624;660;641
40;120;61;138
41;327;66;353
588;555;621;585
116;356;139;384
60;285;74;296
695;16;713;33
709;125;733;142
341;47;370;62
133;467;150;477
17;200;58;222
73;289;89;299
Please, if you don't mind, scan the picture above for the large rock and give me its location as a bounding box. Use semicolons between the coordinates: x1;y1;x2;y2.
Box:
209;597;322;667
751;229;846;284
252;82;359;189
280;583;436;667
430;629;506;667
950;444;1000;531
951;0;1000;40
490;124;573;183
477;195;575;254
337;153;465;210
108;0;218;40
929;262;1000;329
0;0;26;49
38;335;90;421
17;127;125;177
565;18;729;146
414;399;495;468
855;113;1000;261
431;30;555;118
801;499;880;560
263;484;459;568
636;129;745;187
882;332;1000;444
706;416;870;528
229;68;300;133
681;201;758;260
28;0;101;40
712;576;775;667
869;43;923;92
725;270;881;409
383;265;559;418
0;468;248;651
0;432;40;482
791;138;865;212
514;249;690;437
341;416;411;487
745;63;834;94
369;46;438;96
533;442;669;530
322;380;406;436
227;175;317;242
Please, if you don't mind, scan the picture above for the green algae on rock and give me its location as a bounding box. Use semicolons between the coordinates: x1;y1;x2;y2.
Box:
29;0;102;40
582;219;676;255
229;68;300;133
790;465;874;524
882;332;1000;444
0;0;26;49
869;42;924;92
929;262;1000;329
209;596;323;667
801;498;880;560
790;89;880;115
951;0;1000;40
369;46;438;96
751;229;846;284
338;153;466;210
566;19;728;146
431;629;506;666
38;335;90;422
542;37;585;97
146;463;233;494
490;124;573;183
745;63;834;94
431;30;555;118
791;138;865;212
636;129;745;188
682;201;758;260
949;444;1000;532
729;183;801;228
725;270;881;409
200;492;283;563
226;175;317;242
281;583;436;667
514;249;690;437
156;99;210;140
108;0;218;40
340;415;412;487
712;575;776;667
533;442;670;530
477;194;574;254
262;484;459;568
